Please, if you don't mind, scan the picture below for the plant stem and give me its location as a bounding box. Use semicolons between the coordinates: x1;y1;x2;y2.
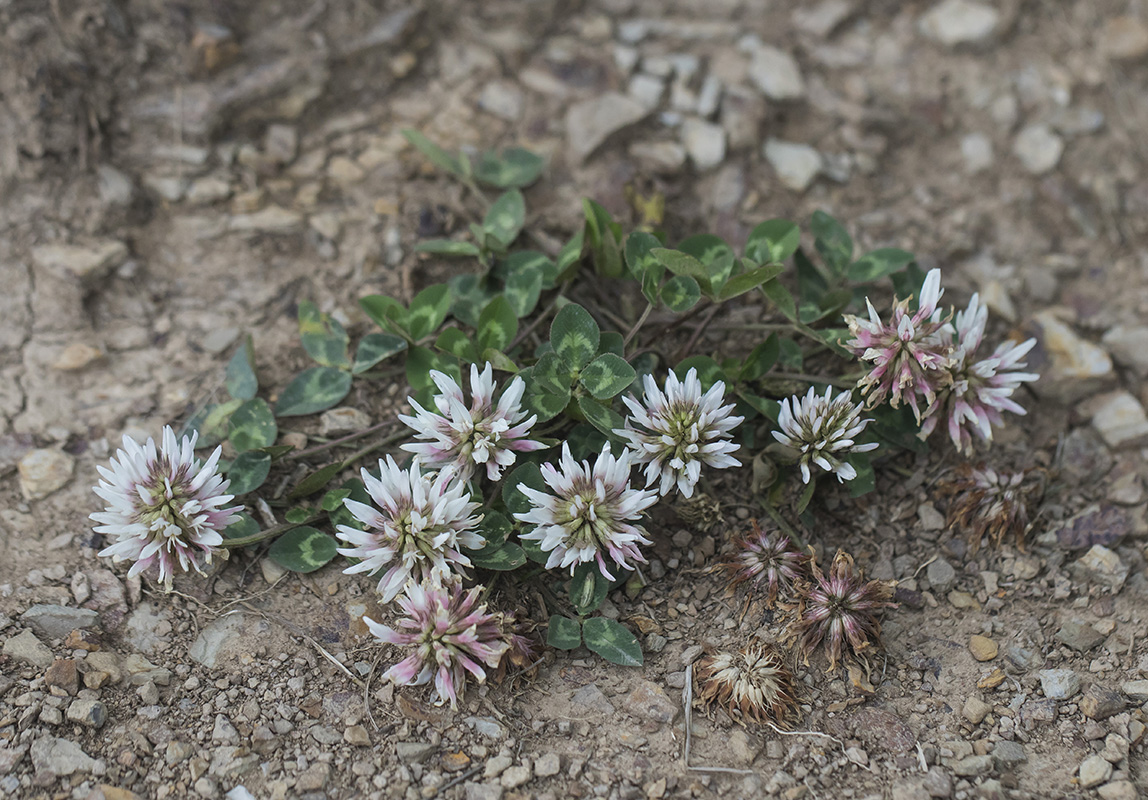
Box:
674;304;722;363
758;501;807;551
623;302;654;348
221;515;325;549
338;430;410;470
286;420;400;461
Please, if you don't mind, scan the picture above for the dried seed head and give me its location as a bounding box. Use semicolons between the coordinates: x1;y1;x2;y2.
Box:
791;550;895;671
675;493;725;533
721;520;809;607
695;642;799;726
939;463;1038;554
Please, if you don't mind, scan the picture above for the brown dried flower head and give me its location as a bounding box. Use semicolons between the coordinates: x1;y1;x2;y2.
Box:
791;550;895;671
695;642;799;726
721;520;810;607
675;493;724;533
939;463;1037;554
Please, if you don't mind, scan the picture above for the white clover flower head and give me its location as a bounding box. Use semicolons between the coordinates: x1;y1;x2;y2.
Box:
772;386;879;484
844;268;954;422
615;368;744;498
90;426;240;590
336;456;484;602
515;443;658;581
399;362;546;484
365;578;508;709
919;293;1039;455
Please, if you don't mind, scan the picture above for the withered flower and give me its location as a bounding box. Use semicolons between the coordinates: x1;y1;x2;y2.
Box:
721;520;809;607
791;550;895;671
939;463;1037;554
695;642;799;726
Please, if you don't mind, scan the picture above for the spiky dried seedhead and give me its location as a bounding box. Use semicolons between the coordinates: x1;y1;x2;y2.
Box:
721;520;809;607
791;550;895;671
695;642;799;726
939;463;1038;554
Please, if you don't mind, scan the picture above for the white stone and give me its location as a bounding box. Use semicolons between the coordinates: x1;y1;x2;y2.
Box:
18;449;75;501
1073;545;1129;590
919;0;1001;47
763;139;822;192
565;92;650;163
747;46;806;101
319;407;372;436
1092;390;1148;448
1013;124;1064;175
628;141;687;173
960;132;994;174
32;240;128;280
696;75;723;118
1102;325;1148;377
228;206;303;233
1079;755;1113;789
1038;668;1080;700
681;119;726;170
628;73;666;110
1030;311;1114;403
478;81;524;122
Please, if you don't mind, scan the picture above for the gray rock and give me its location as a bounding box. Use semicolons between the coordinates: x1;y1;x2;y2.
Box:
681;119;726;170
927;558;957;593
464;716;507;740
478;81;524;122
65;699;108;729
1120;679;1148;702
566;92;650;163
1072;545;1129;590
31;240;128;281
97;165;135;206
501;764;532;789
464;782;504;800
571;683;616;715
17;450;75;501
1102;325;1148;377
621;680;678;723
21;605;99;640
629;141;687;173
264;124;298;164
918;0;1001;47
922;766;952;797
1012;124;1064;175
960;132;994;174
763;139;822;191
319;407;372;437
228;206;303;233
534;753;561;777
628;73;666;110
3;629;54;668
952;754;993;777
1038;669;1081;700
212;714;240;744
1097;782;1139;800
395;741;436;764
696;75;723;118
143;174;188;202
992;741;1026;769
747;46;806;100
1056;620;1106;652
30;737;96;777
1091;391;1148;449
1080;754;1113;789
189;613;246;668
124;602;172;655
310;725;341;745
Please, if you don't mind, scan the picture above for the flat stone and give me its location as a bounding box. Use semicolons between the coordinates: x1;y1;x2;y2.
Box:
189;613;246;668
22;605;100;641
18;450;75;501
628;73;666;109
30;737;96;777
212;715;240;744
1053;505;1128;551
622;680;678;723
500;764;532;789
123;602;172;654
628;140;687;173
228;206;303;233
922;767;952;797
1101;733;1130;763
395;741;436;764
681;118;726;171
747;46;805;100
927;558;957;593
570;683;616;715
44;659;79;695
1072;545;1129;590
960;132;994;174
764;139;822;192
962;696;992;724
65;699;108;729
1038;669;1081;700
1080;754;1113;789
565;92;650;164
464;783;504;800
992;741;1026;769
1057;620;1106;651
1101;17;1148;62
122;653;171;685
1092;391;1148;448
344;725;370;746
319;407;372;437
310;725;341;745
968;635;998;662
1121;679;1148;702
1012;124;1064;175
534;753;561;777
918;0;1001;47
1098;781;1139;800
52;343;105;371
31;240;128;280
264;124;298;164
952;754;994;777
1102;325;1148;377
478;80;524;122
464;716;507;740
1079;686;1126;720
1027;311;1114;403
3;629;54;668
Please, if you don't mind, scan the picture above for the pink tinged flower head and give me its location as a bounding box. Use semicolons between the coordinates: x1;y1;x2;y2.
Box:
90;426;240;590
515;443;658;581
791;550;895;671
772;386;879;484
722;520;810;607
399;362;546;484
919;294;1039;455
615;368;744;499
844;268;954;421
365;580;509;709
335;456;484;603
